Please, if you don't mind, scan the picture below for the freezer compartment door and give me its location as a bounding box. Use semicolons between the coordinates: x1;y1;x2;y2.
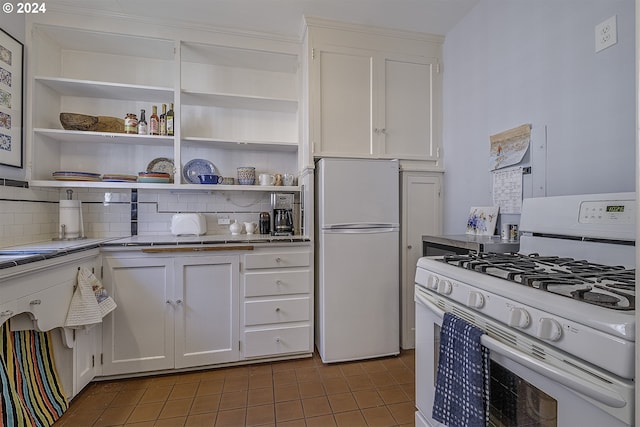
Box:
317;158;399;227
317;229;399;362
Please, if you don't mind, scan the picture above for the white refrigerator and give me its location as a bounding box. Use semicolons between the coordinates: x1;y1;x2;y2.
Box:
315;158;400;363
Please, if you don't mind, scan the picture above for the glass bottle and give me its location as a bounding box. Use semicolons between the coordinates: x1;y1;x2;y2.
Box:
138;109;148;135
149;105;159;135
124;113;138;134
159;103;167;136
166;103;174;136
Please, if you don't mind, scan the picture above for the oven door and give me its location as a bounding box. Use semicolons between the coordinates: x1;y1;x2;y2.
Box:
415;285;633;427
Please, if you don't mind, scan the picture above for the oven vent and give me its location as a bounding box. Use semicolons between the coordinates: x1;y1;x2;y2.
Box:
529;344;547;360
563;359;613;384
484;324;517;346
451;307;476;325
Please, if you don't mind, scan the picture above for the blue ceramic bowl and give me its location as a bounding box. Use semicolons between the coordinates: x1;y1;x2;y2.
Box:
198;174;222;184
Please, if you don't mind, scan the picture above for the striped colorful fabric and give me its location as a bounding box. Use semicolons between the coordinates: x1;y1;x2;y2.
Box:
0;322;69;427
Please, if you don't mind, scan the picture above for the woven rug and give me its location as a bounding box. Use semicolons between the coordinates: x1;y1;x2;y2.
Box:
0;322;68;426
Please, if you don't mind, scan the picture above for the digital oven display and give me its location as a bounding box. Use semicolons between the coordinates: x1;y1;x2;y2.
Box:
606;205;625;213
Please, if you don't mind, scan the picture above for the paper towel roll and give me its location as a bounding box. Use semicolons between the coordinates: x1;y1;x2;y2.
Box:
59;199;83;238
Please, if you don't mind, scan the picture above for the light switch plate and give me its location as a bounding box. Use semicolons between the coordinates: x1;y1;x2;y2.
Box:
595;15;617;52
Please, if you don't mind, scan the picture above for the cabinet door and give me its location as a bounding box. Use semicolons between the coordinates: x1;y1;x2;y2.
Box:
379;54;441;160
74;324;101;396
174;255;239;368
400;172;442;349
102;256;174;375
311;44;376;157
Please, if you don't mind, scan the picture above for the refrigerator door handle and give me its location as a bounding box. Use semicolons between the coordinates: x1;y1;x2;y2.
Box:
324;223;399;230
324;227;398;234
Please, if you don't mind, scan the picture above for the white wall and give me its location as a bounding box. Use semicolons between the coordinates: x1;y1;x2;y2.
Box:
442;0;635;233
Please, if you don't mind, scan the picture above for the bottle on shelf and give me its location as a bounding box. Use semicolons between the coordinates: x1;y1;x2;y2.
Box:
149;105;159;135
166;103;174;136
138;109;148;135
159;103;167;136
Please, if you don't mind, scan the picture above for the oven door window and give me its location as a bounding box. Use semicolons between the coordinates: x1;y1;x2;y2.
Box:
433;324;558;427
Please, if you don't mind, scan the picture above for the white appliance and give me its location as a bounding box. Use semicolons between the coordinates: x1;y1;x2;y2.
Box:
315;158;400;363
170;213;207;236
415;192;635;427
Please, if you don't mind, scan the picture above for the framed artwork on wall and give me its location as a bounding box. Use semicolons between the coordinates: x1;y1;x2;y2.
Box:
0;27;23;168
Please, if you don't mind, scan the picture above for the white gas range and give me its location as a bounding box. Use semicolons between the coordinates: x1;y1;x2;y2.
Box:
415;193;635;427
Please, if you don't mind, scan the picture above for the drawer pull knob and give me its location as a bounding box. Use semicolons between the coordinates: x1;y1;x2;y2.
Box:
30;299;42;305
166;300;172;304
176;299;183;305
1;310;13;317
275;257;282;263
275;337;281;343
275;307;281;312
276;280;283;285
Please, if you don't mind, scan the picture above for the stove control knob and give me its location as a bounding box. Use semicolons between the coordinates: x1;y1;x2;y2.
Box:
437;280;453;295
507;307;530;329
426;275;439;290
537;318;562;341
467;291;485;308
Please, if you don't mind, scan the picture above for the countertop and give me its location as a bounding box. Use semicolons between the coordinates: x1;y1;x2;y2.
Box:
0;234;311;269
422;234;520;252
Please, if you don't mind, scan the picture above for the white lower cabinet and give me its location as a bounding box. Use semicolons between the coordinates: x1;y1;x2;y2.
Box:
242;246;313;359
73;324;101;396
101;253;239;376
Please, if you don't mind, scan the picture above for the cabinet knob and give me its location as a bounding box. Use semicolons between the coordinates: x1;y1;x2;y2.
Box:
166;300;172;304
1;310;13;317
30;299;42;305
275;337;281;343
176;299;183;305
407;245;412;250
276;280;283;286
275;307;281;312
275;257;282;263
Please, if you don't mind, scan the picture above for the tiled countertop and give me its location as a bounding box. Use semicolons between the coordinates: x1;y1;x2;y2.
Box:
0;234;311;269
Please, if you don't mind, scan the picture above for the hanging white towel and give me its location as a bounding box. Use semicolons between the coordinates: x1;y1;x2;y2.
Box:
65;267;117;328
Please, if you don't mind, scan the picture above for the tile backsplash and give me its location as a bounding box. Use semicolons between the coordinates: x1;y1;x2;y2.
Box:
0;183;296;246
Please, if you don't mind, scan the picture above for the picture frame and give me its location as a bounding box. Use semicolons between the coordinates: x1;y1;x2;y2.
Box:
0;28;23;168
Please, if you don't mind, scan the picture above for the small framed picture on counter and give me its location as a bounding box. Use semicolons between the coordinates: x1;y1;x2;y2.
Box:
0;27;23;168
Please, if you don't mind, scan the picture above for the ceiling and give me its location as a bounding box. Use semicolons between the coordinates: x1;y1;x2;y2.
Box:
48;0;481;38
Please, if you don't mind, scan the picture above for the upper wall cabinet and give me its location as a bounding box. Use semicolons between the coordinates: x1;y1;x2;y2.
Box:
305;18;443;164
27;22;301;190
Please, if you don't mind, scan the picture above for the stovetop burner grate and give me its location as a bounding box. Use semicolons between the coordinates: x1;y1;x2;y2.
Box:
439;253;636;310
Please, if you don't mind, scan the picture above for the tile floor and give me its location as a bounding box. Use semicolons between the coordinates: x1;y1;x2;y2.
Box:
54;350;416;427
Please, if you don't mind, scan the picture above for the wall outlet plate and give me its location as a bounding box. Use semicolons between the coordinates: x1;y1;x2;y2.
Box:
218;214;230;225
595;15;617;52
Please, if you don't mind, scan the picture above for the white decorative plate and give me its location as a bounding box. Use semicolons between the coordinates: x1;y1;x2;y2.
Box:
146;158;175;175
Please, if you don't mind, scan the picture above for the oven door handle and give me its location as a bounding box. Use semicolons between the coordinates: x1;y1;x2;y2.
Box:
415;290;628;408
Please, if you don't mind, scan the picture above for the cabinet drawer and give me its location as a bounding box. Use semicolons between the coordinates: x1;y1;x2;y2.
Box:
244;270;311;297
244;251;310;269
243;325;311;358
16;281;74;331
244;297;310;326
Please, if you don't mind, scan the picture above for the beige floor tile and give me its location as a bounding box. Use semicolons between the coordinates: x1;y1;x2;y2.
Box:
246;403;275;426
190;394;221;414
306;414;337;427
361;406;397;427
169;382;199;400
301;396;332;418
218;390;248;410
333;410;368;427
327;392;359;413
127;402;164;423
275;400;304;422
139;385;172;404
248;387;274;406
159;398;193;419
352;389;384;409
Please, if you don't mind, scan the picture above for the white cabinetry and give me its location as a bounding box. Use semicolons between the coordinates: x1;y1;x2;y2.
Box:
73;325;101;396
101;252;239;376
27;21;301;190
306;18;443;163
400;172;442;349
242;246;313;358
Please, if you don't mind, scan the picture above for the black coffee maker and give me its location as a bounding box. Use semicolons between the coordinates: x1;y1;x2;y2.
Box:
271;193;294;235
